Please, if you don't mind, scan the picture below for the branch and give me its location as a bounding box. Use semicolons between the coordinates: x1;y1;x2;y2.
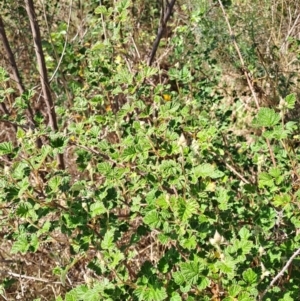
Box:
148;0;176;66
217;0;277;168
217;0;260;110
0;16;25;94
0;15;37;133
49;0;73;83
259;247;300;300
24;0;65;169
0;270;62;284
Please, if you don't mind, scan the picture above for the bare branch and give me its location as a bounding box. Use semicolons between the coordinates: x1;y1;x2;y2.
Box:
217;0;260;110
148;0;176;66
24;0;65;169
0;15;37;133
259;247;300;300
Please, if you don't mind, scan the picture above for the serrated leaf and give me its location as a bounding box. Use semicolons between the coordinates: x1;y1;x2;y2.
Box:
291;216;300;228
273;194;291;207
144;211;161;228
269;167;281;178
134;285;167;301
180;259;204;285
38;221;51;236
242;268;257;284
48;176;62;192
170;292;181;301
252;107;280;127
172;271;185;285
12;162;30;180
159;160;180;176
70;181;86;192
285;93;296;109
81;287;102;301
97;162;112;175
18;177;30;197
179;199;199;222
30;234;39;252
179;235;197;250
228;284;242;297
194;163;223;179
216;259;235;275
109;249;125;268
238;227;251;240
197;276;209;291
122;146;137;162
258;172;274;188
0;141;13;155
70;284;89;299
90;200;107;217
65;291;77;301
11;234;29;254
158;233;169;245
101;229;115;250
194;163;214;178
17;127;26;139
238;291;252;301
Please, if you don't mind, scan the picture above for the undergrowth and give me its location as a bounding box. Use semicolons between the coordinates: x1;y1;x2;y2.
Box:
0;0;300;300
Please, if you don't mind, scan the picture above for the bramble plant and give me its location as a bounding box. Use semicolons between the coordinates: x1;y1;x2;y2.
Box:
0;0;300;300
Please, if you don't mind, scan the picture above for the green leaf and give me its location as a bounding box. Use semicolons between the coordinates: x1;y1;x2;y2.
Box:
144;211;161;229
0;141;13;155
159;160;181;176
268;167;281;179
258;172;274;188
242;268;258;284
134;284;168;301
170;292;182;301
279;292;294;301
97;162;112;175
94;5;107;15
273;194;291;207
172;271;185;285
197;276;210;291
285;93;296;109
16;127;26;140
291;216;300;228
65;291;77;301
179;199;199;222
101;229;115;250
179;235;197;250
109;249;125;268
228;284;242;297
216;259;235;276
122;146;137;162
11;234;30;254
238;227;251;241
252;107;280;127
48;176;62;192
180;258;204;285
38;221;51;236
90;200;107;217
238;291;253;301
12;162;30;179
193;163;214;178
216;188;230;210
70;181;86;192
70;284;89;299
